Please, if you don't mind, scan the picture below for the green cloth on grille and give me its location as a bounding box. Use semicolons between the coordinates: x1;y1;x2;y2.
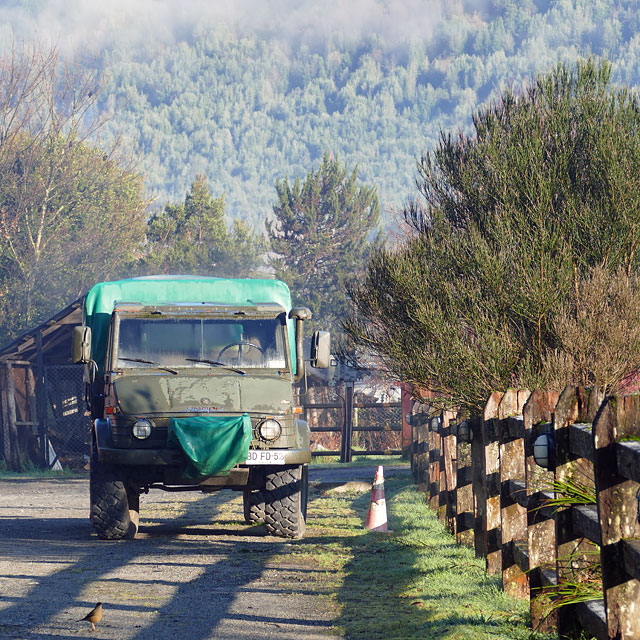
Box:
168;414;252;478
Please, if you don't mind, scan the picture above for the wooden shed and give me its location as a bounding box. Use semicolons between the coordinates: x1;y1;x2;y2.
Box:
0;299;89;471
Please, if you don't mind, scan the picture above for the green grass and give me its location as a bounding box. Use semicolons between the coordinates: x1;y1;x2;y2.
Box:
287;474;551;640
310;454;409;468
0;459;82;478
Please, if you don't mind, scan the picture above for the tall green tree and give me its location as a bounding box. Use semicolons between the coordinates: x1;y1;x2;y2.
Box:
268;154;381;332
0;43;148;341
144;174;264;277
345;60;640;411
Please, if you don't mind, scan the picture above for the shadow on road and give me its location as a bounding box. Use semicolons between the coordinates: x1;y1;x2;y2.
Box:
0;480;331;639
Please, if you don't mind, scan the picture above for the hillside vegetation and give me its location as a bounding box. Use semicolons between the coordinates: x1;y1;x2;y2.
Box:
95;0;640;225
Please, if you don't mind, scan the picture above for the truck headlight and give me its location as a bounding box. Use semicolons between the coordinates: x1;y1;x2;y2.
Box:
132;419;152;439
258;418;281;442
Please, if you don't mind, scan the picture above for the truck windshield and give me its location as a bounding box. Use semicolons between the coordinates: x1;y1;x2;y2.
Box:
115;316;287;370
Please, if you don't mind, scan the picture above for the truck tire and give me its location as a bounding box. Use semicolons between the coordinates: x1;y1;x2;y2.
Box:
243;489;265;524
263;464;307;539
90;438;139;540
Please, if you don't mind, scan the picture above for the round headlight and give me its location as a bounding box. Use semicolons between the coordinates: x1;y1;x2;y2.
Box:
132;419;152;440
258;418;281;442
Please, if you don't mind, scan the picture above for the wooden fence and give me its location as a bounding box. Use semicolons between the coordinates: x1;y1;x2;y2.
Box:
410;386;640;640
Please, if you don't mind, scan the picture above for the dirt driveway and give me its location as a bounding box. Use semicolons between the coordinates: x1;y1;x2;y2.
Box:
0;465;407;639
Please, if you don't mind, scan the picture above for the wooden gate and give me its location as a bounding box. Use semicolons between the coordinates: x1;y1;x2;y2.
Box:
302;381;409;462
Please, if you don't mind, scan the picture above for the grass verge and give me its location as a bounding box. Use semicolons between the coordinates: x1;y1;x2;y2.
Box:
310;454;409;468
285;473;553;640
0;460;82;478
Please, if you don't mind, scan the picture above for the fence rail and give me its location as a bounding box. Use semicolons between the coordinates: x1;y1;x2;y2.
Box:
410;386;640;640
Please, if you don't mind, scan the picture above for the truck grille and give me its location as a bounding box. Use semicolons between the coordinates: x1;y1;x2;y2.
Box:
110;414;295;448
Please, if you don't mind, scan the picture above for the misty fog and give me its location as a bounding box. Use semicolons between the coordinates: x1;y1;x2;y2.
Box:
0;0;481;54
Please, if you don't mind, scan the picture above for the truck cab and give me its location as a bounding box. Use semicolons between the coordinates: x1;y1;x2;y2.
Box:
73;277;329;540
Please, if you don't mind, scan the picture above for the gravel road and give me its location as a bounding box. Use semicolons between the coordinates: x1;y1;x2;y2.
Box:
0;465;408;639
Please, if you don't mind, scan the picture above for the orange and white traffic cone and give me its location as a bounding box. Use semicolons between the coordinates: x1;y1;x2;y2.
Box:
365;465;390;532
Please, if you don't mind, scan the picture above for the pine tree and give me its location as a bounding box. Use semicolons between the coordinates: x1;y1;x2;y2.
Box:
268;154;381;332
144;175;264;277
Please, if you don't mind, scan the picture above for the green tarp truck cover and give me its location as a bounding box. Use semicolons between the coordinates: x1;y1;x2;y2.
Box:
168;414;252;477
83;276;295;374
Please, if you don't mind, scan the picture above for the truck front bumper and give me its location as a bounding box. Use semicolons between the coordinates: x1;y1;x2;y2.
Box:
94;419;311;467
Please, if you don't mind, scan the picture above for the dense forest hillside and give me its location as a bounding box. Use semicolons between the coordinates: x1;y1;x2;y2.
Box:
5;1;640;226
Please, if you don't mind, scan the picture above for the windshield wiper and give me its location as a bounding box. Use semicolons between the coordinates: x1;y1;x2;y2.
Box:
118;357;178;375
185;358;246;375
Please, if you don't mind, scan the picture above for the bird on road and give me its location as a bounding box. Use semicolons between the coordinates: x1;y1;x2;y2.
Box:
79;602;103;631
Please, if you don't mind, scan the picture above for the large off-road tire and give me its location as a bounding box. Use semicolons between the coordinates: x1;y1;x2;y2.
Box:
90;438;139;540
243;489;265;524
263;464;308;539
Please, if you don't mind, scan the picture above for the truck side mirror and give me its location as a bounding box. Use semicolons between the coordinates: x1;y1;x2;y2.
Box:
72;326;92;364
310;331;331;368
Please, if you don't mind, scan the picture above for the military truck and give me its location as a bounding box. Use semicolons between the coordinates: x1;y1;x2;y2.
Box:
72;276;329;540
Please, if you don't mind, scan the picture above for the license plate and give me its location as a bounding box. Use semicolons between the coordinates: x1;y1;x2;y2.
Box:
246;450;286;465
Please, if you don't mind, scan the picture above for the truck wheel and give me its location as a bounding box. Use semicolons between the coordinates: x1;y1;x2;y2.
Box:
243;489;265;524
90;439;139;540
263;464;307;539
